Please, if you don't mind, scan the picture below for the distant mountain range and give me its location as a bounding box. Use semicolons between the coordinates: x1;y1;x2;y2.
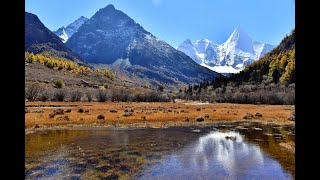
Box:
53;16;88;43
64;4;221;85
224;29;295;85
177;27;275;74
25;12;85;64
25;4;282;86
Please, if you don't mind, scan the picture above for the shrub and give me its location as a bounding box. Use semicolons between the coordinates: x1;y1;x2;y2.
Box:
86;91;93;102
96;90;107;102
70;90;82;102
25;84;42;102
54;89;66;101
54;79;64;88
39;90;50;102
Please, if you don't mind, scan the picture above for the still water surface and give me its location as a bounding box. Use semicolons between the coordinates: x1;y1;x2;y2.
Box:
25;125;294;179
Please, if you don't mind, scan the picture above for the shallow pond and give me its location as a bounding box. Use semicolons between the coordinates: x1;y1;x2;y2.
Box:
25;123;295;179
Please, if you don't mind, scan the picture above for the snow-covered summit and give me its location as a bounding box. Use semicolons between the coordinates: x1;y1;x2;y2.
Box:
177;27;275;74
54;16;88;43
222;27;255;54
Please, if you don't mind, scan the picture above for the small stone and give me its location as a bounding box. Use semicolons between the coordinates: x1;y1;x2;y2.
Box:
123;112;133;117
110;109;118;113
225;136;237;140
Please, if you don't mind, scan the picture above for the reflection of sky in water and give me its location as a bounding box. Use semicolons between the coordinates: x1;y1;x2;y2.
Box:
136;131;293;180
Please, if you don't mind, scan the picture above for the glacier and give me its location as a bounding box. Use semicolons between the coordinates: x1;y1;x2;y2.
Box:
177;27;275;74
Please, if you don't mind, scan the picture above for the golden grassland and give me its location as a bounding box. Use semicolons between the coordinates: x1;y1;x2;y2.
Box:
25;101;295;131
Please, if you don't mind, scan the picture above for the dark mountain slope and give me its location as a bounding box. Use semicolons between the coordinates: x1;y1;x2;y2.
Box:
25;12;86;65
66;4;221;85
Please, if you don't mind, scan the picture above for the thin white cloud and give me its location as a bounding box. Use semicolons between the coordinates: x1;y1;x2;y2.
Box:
152;0;164;7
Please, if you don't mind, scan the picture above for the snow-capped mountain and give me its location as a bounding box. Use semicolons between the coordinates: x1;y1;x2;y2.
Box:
177;27;275;73
66;4;220;85
53;16;88;43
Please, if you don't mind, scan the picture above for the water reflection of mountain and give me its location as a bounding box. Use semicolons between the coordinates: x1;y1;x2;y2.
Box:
136;131;293;180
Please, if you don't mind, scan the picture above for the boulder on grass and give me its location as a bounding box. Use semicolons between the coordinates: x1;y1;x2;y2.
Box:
77;108;85;113
196;116;204;122
49;113;55;118
243;113;253;119
255;112;263;117
54;109;64;115
97;114;105;120
124;108;134;113
288;115;295;121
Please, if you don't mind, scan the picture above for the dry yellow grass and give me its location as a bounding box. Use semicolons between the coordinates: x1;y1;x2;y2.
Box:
25;101;295;130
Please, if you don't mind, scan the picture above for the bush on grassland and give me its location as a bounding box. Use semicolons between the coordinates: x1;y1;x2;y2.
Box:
86;91;93;102
25;84;42;102
70;90;82;102
54;89;67;101
96;90;108;102
39;90;51;102
54;79;64;88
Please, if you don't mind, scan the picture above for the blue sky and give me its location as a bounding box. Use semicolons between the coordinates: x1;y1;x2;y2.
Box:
25;0;295;47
